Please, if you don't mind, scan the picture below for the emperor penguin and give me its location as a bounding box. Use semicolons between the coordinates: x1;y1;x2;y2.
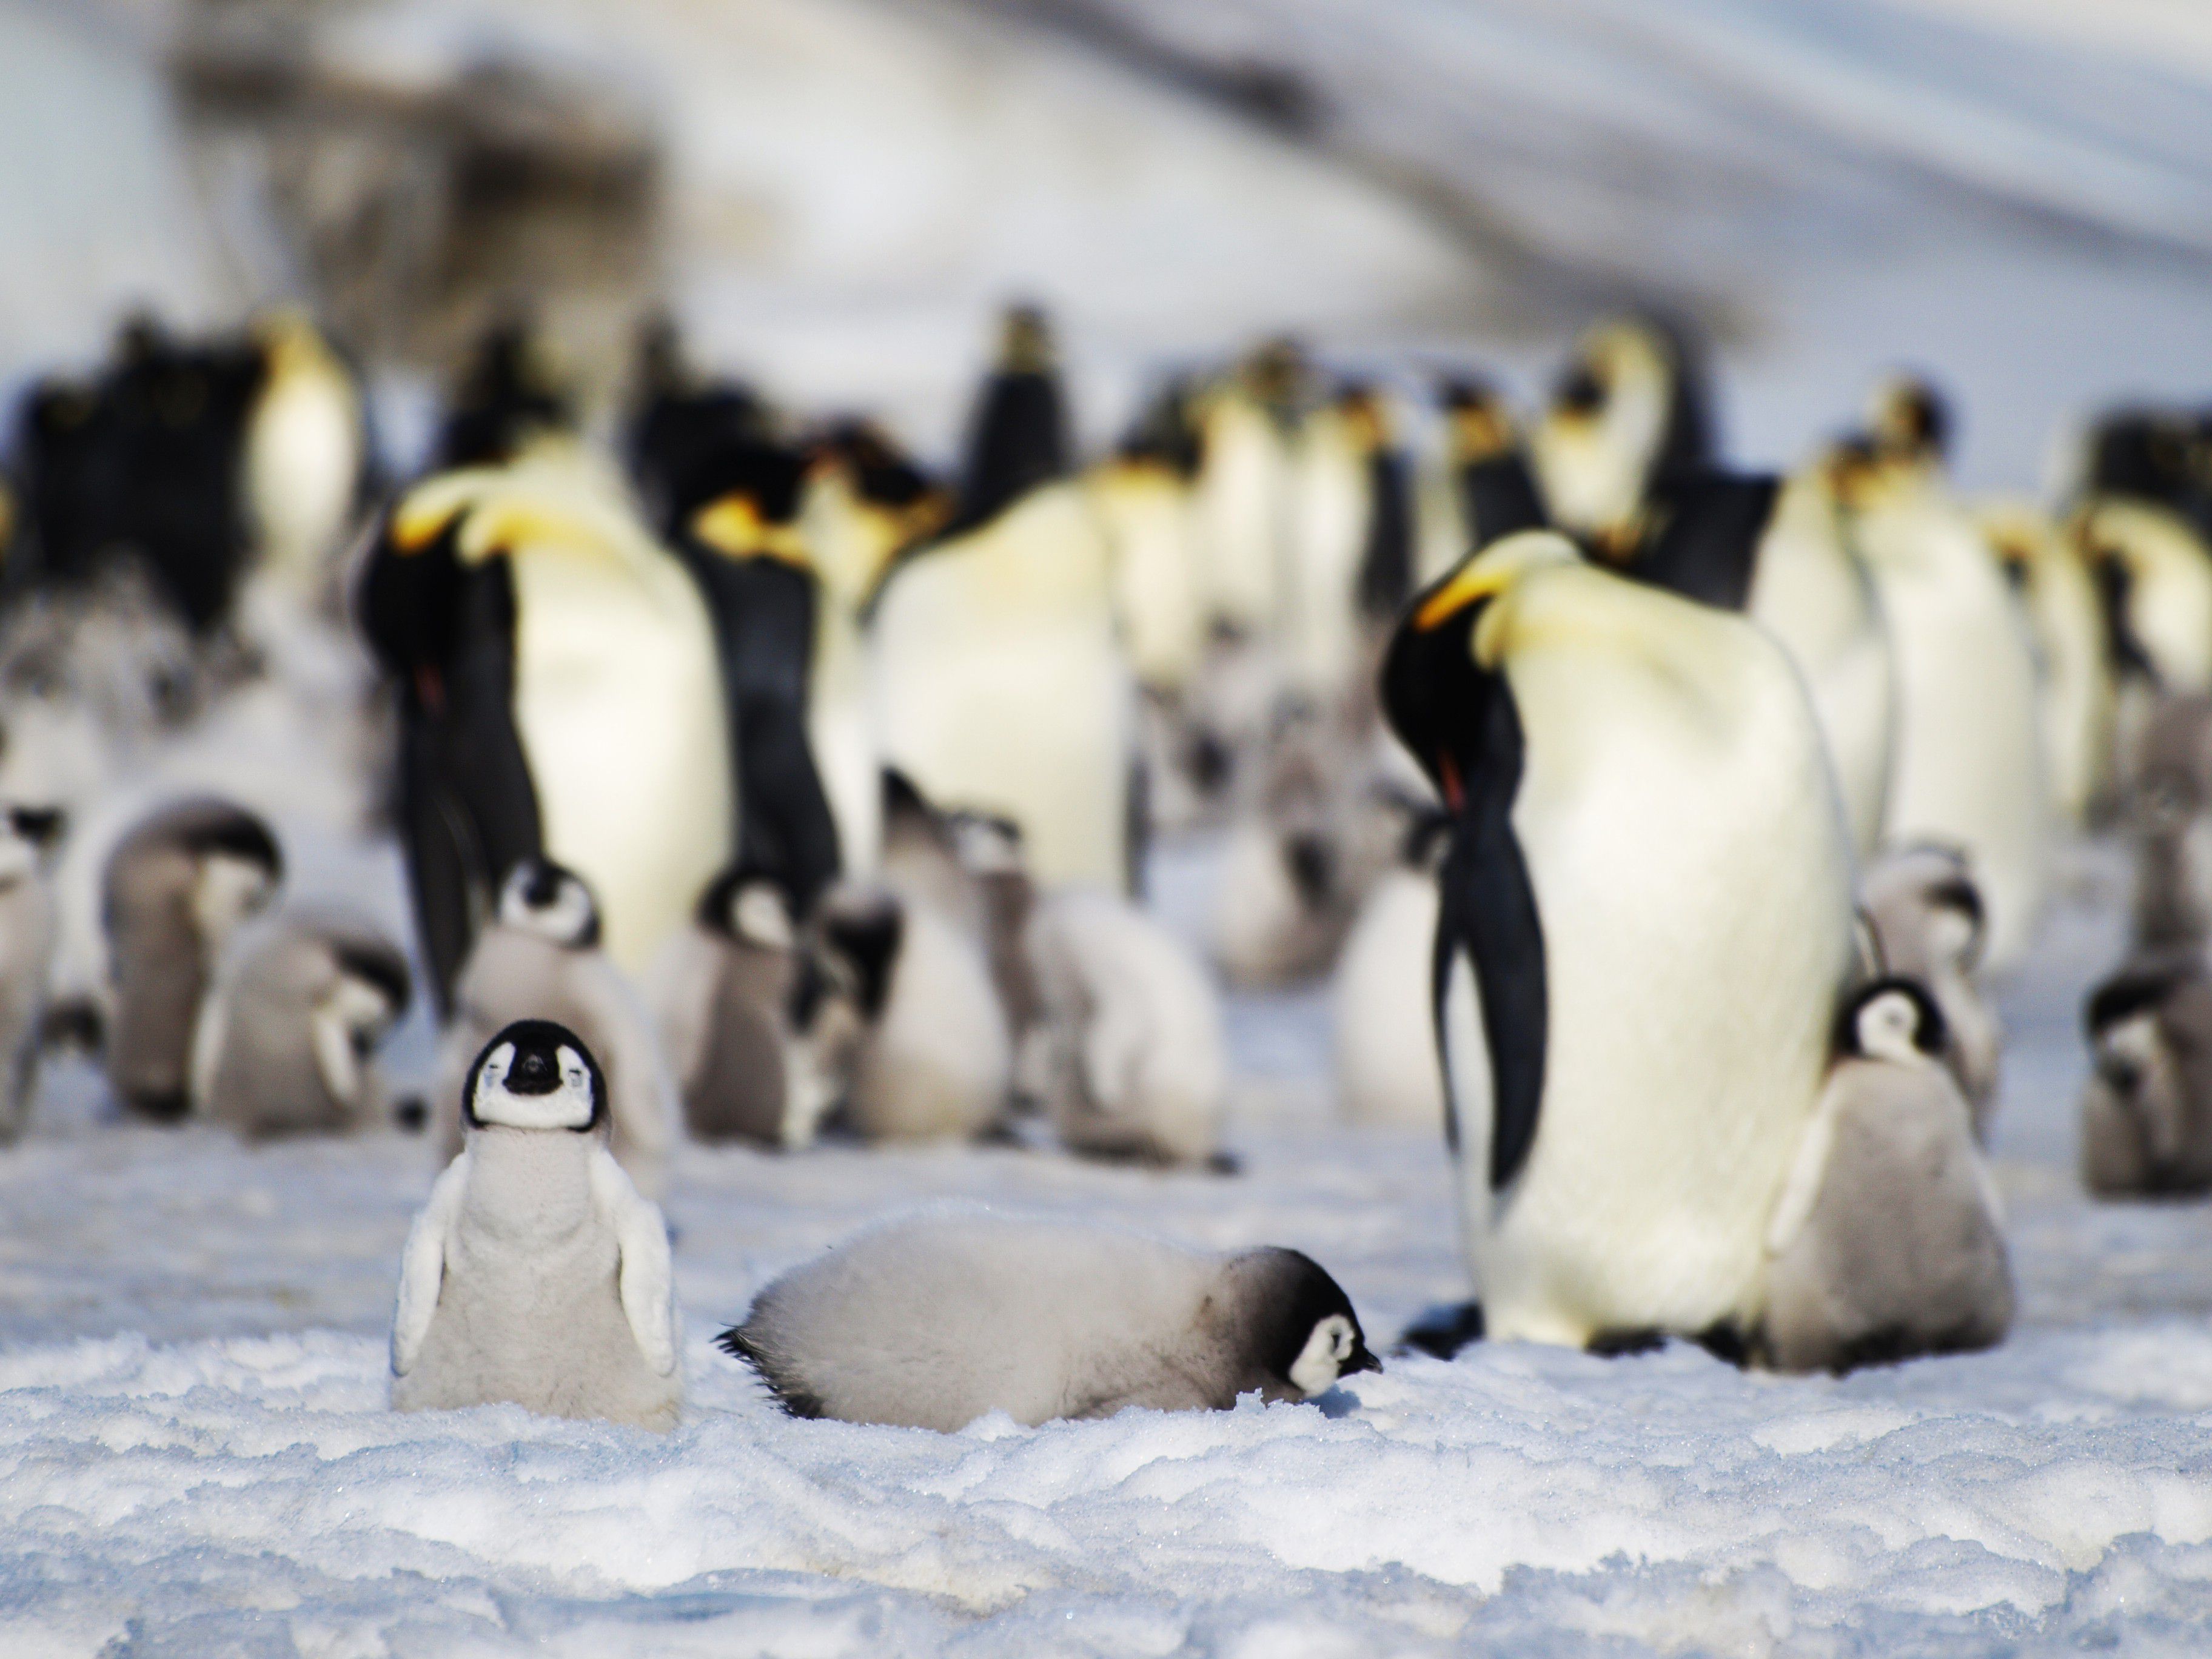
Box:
2082;950;2212;1196
392;1019;682;1431
1422;376;1546;581
648;866;807;1148
1192;338;1306;637
433;859;679;1200
1761;978;2013;1373
1333;799;1451;1131
2082;406;2212;546
1025;887;1230;1168
1980;500;2113;831
241;310;369;604
1094;378;1209;699
870;309;1134;888
669;439;842;918
1860;845;2002;1136
622;313;772;537
800;422;950;874
2123;692;2212;949
1741;449;1896;857
101;797;283;1122
718;1211;1378;1430
1838;431;2049;970
188;909;411;1139
808;880;1011;1144
1529;315;1712;557
1381;531;1856;1351
360;433;734;990
0;805;64;1141
1280;383;1412;708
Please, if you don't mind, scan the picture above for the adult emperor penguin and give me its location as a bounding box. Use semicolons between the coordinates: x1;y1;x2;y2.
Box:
360;431;734;990
241;309;370;604
648;865;806;1147
1861;845;2001;1134
1529;315;1712;557
433;859;679;1199
102;797;283;1122
1280;383;1412;706
1093;379;1209;699
1761;978;2013;1373
189;909;411;1139
669;438;842;917
800;423;950;874
870;309;1134;888
1381;531;1857;1352
392;1020;682;1430
718;1211;1377;1430
2082;950;2212;1196
0;805;64;1141
1840;423;2048;970
1192;338;1306;636
1980;500;2113;831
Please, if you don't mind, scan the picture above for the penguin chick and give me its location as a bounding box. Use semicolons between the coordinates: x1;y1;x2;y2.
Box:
1761;979;2013;1374
189;909;410;1139
1208;707;1367;988
101;797;283;1122
717;1212;1378;1430
1025;889;1228;1168
1333;799;1450;1130
2123;692;2212;950
392;1019;681;1430
0;805;65;1141
649;866;805;1147
2081;951;2212;1196
809;882;1011;1142
434;859;679;1199
1860;845;2002;1135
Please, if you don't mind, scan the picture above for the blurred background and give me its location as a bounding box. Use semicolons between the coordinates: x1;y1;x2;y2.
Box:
10;0;2212;488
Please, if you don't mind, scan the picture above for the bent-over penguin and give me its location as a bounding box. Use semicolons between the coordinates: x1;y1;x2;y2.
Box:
718;1211;1377;1430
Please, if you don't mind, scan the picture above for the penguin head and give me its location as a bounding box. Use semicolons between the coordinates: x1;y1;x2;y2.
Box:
168;800;283;949
1868;374;1952;471
996;304;1055;375
1335;382;1390;454
463;1019;606;1134
330;933;413;1042
1238;1247;1381;1398
2083;958;2200;1174
685;441;811;562
1438;374;1518;465
437;315;574;468
1114;377;1204;479
1838;977;1948;1068
699;865;797;952
0;805;65;887
498;857;600;950
813;886;905;1021
1380;531;1579;811
1245;337;1308;414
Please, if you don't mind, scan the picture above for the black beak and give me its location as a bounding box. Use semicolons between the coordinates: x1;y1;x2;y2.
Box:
1342;1339;1382;1377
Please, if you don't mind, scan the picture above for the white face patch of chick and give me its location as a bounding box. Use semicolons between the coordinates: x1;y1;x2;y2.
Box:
469;1041;599;1131
1287;1313;1361;1397
192;854;276;948
499;866;596;947
1855;989;1933;1067
728;882;794;950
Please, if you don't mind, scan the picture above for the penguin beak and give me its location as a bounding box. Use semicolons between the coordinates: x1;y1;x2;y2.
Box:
1342;1338;1382;1377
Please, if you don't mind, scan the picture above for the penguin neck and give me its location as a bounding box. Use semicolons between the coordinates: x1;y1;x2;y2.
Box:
461;1126;599;1238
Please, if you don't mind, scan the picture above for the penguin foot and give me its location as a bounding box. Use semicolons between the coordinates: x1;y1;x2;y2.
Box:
124;1088;192;1125
1586;1328;1667;1358
39;999;104;1056
1395;1301;1484;1359
1692;1322;1753;1369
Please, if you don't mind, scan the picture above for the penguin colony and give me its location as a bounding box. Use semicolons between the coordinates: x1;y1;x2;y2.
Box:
0;296;2204;1439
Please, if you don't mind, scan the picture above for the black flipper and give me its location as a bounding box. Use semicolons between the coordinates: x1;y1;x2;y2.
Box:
1633;469;1780;611
1356;447;1415;619
1433;688;1548;1191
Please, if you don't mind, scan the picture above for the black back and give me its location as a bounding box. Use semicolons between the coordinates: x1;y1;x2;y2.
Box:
1629;469;1781;612
946;309;1068;536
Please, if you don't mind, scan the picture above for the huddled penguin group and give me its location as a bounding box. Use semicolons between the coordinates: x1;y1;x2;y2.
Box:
2;291;2208;1437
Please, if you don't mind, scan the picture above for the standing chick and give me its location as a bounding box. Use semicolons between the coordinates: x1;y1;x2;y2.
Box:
434;859;679;1198
102;797;282;1121
392;1020;681;1430
651;867;804;1147
0;805;64;1140
1762;979;2014;1373
719;1212;1377;1430
1861;845;2002;1134
189;910;411;1138
2081;951;2212;1196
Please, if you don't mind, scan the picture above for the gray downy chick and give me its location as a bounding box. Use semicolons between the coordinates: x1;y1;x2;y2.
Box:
649;866;804;1147
190;908;411;1139
1762;978;2014;1373
719;1210;1378;1430
102;797;282;1121
1860;843;2002;1133
391;1018;681;1430
2082;950;2212;1196
2124;692;2212;950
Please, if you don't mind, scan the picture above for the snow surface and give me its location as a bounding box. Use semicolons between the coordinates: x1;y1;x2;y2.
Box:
3;838;2211;1656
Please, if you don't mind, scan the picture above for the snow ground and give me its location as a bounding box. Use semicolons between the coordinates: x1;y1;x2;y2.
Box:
2;840;2211;1657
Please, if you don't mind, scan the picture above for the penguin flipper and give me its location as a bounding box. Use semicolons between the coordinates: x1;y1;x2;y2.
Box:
591;1147;678;1375
1439;776;1548;1191
392;1152;469;1375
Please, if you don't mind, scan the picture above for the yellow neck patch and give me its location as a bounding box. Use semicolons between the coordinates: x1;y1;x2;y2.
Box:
691;494;811;567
